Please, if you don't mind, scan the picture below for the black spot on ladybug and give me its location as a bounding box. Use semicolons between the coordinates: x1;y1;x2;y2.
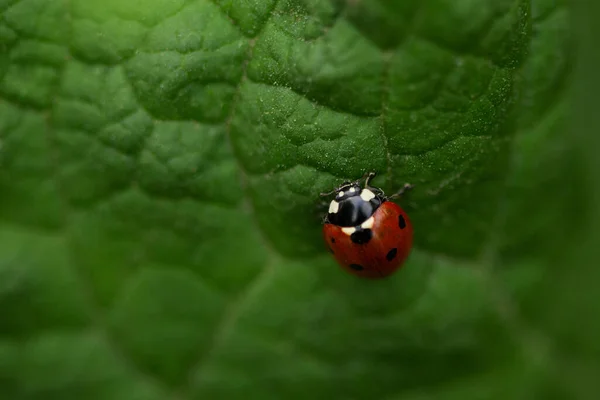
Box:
386;248;397;261
398;215;406;229
350;229;372;244
349;264;364;271
331;238;335;243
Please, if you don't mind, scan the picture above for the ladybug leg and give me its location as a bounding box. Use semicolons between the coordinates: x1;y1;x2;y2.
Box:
364;171;377;187
315;201;332;223
364;171;386;196
316;200;330;211
389;183;414;199
356;171;372;184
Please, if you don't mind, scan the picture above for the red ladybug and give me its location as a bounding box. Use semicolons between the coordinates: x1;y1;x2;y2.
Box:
321;172;413;279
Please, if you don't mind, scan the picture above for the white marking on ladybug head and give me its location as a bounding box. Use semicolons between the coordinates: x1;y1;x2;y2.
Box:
361;216;375;230
328;200;339;214
341;227;356;236
360;189;375;201
337;190;344;198
348;187;356;193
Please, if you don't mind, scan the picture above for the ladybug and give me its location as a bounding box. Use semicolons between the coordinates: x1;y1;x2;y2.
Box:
321;172;413;278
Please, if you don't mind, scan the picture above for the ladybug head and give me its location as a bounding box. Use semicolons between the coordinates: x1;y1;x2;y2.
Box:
332;182;362;202
323;179;384;227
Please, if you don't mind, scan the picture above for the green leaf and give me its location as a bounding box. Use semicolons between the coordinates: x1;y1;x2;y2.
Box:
0;0;590;399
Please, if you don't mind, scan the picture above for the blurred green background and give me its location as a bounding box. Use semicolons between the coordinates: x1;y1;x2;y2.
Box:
0;0;598;399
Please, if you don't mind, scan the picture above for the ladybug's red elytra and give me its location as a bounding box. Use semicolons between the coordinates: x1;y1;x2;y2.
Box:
321;172;413;279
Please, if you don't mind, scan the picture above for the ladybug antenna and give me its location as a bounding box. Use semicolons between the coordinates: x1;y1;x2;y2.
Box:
319;171;378;197
319;188;337;197
319;180;352;197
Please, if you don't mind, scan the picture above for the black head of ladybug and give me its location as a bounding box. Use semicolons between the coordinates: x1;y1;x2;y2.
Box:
321;172;386;227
